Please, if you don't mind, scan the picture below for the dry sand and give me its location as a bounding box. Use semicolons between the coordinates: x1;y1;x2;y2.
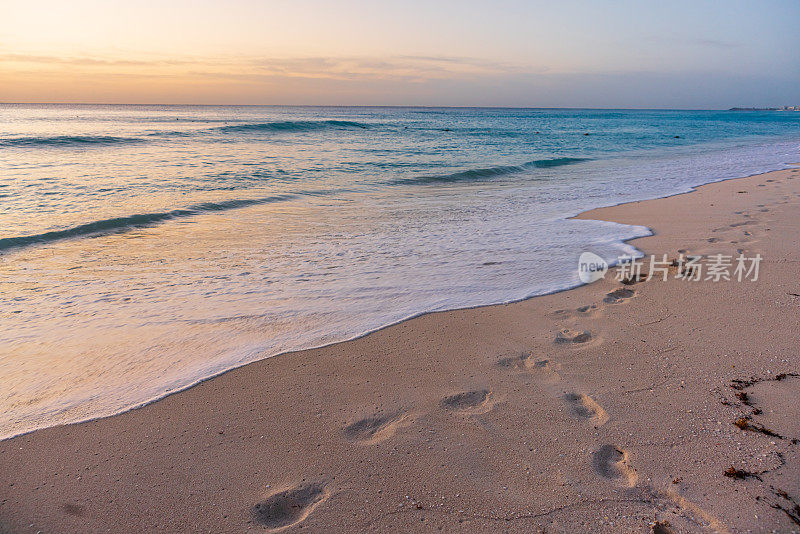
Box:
1;167;800;533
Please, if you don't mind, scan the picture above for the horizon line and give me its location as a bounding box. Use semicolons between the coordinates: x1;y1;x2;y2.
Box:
0;102;757;111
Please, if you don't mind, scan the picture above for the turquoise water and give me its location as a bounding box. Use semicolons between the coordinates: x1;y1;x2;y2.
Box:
1;105;798;438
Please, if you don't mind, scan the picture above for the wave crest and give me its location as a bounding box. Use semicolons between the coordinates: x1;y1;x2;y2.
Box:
0;195;297;252
0;135;146;148
215;120;369;133
392;157;590;185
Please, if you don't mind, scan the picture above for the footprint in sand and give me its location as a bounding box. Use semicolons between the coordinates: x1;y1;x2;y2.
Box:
620;273;646;285
61;503;85;517
252;483;328;530
496;353;534;369
563;393;609;426
713;220;756;233
651;520;676;534
603;287;635;304
593;445;637;487
657;488;730;533
497;356;562;382
530;358;557;370
441;389;492;413
343;411;409;444
554;329;594;344
550;303;599;319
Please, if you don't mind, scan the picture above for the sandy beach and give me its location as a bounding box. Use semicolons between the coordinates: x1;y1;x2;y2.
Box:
1;166;799;533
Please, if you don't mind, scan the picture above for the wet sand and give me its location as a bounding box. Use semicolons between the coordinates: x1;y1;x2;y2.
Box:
1;167;799;533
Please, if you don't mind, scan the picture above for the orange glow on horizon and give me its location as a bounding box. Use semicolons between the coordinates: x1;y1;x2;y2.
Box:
2;0;798;107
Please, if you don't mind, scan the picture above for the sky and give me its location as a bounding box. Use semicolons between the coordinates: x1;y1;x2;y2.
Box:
1;0;799;108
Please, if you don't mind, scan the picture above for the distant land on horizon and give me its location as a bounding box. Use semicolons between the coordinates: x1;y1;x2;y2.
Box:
729;106;800;111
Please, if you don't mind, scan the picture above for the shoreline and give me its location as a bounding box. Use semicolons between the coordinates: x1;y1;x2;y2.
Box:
2;162;795;444
2;166;800;532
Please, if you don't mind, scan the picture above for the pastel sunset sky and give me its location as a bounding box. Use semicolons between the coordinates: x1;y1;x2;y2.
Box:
2;0;799;107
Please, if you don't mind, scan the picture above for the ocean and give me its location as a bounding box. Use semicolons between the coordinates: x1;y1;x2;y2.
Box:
1;104;798;439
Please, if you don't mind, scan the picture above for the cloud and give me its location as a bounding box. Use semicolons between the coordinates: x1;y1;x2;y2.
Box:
0;51;537;82
0;53;196;67
249;56;523;82
640;36;742;50
692;38;741;48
